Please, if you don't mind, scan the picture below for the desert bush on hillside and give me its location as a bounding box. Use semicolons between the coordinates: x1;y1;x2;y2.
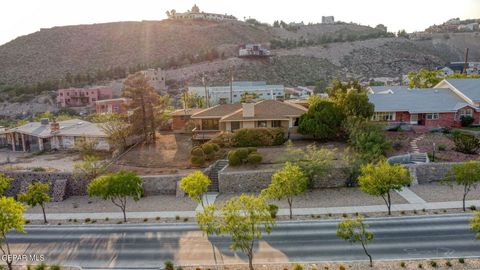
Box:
453;132;480;154
227;148;262;166
190;143;220;167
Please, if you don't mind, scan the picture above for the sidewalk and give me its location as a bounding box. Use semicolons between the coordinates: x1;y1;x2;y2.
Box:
24;199;480;221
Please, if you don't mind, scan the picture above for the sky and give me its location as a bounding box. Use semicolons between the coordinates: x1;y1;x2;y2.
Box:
1;0;479;46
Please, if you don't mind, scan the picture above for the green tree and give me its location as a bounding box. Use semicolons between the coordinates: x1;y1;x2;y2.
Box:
471;211;480;239
87;170;143;222
262;162;308;219
407;69;443;88
327;80;365;103
196;204;221;268
18;182;51;224
337;216;374;267
73;155;107;181
340;91;374;120
240;92;260;103
181;92;205;109
444;161;480;211
0;197;27;270
298;100;345;140
348;121;391;163
100;118;131;152
219;195;275;270
397;29;409;38
180;171;211;207
358;160;411;215
123;72;168;144
0;174;12;195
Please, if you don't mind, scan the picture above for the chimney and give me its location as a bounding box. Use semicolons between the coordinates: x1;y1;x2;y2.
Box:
50;120;60;133
242;102;255;118
40;118;49;125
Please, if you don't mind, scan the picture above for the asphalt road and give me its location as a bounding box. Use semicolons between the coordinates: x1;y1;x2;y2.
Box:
4;214;479;269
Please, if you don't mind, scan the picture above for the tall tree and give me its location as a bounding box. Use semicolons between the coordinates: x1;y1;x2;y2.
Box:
73;155;108;181
327;80;365;103
18;182;51;224
347;121;391;163
261;162;308;219
471;211;480;239
298;100;345;140
444;161;480;211
358;160;411;215
219;195;275;270
87;170;143;222
0;197;27;270
180;171;211;207
407;69;443;88
123;72;168;143
337;216;374;267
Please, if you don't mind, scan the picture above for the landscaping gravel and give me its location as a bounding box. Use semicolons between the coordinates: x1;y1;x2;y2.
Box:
410;182;480;203
25;195;197;214
215;188;408;208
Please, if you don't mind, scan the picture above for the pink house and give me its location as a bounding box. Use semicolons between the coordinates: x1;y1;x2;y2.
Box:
57;87;113;108
95;98;130;114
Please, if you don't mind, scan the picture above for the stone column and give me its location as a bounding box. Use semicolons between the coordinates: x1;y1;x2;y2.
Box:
38;137;44;151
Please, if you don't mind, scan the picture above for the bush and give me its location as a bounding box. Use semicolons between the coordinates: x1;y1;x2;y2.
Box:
233;128;285;147
247;153;263;165
438;144;447;151
339;266;346;270
164;260;174;270
227;152;242;166
50;265;61;270
268;204;279;218
445;261;452;267
34;263;47;270
236;148;250;160
293;264;304;270
461;115;475;127
32;167;46;172
430;261;437;268
201;143;215;155
191;146;204;156
400;262;406;268
392;141;403;150
190;156;205;167
459;258;465;264
453;132;480;154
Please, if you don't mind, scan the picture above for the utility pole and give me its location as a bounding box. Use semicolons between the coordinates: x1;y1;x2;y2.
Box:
230;66;235;104
463;48;469;74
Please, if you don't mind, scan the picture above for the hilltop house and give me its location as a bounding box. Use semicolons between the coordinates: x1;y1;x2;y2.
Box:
57;87;113;108
167;5;237;21
188;100;307;140
368;78;480;128
3;119;110;152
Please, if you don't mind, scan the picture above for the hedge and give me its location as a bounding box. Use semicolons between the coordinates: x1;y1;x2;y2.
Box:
233;128;286;147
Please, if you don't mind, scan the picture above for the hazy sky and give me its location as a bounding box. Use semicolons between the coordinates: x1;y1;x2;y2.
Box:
1;0;479;45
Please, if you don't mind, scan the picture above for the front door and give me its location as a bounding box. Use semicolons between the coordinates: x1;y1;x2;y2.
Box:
410;114;418;125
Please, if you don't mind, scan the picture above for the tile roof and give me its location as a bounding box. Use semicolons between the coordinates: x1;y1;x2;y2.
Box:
444;78;480;102
7;119;107;138
220;100;307;121
191;104;242;118
170;108;204;116
368;88;472;113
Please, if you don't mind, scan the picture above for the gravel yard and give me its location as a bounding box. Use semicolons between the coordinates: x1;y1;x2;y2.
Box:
215;188;407;208
410;182;480;203
26;195;197;214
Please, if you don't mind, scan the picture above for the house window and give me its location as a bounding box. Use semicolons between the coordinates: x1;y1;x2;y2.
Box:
231;121;240;131
257;121;267;128
426;113;439;120
459;108;473;119
272;120;282;128
293;118;300;127
202;119;219;130
372;112;395;121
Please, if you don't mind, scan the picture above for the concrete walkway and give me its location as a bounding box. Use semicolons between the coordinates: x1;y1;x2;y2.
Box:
25;199;480;221
396;187;426;204
195;192;218;211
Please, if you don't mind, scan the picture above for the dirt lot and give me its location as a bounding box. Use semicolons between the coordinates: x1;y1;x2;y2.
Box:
0;151;82;172
113;132;200;175
215;188;407;208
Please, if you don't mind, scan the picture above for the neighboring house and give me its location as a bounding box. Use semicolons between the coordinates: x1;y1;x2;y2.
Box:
189;100;307;140
188;81;285;105
239;44;271;58
171;108;204;133
4;119;109;152
95;98;130;114
0;126;7;148
140;68;166;92
322;16;334;24
167;5;237;21
367;78;480;128
57;87;113;108
285;86;314;98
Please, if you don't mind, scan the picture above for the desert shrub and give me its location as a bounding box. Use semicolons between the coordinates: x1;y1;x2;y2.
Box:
32;167;46;172
201;143;215;155
461;115;475;127
233;128;285;147
227;148;262;166
438;144;447;151
209;132;234;147
400;261;406;268
293;264;304;270
191;146;204;156
190;156;205;167
445;261;452;267
338;266;346;270
50;265;61;270
164;260;174;270
430;261;437;268
459;258;465;264
34;263;47;270
268;204;279;218
247;153;263;165
453;132;480;154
